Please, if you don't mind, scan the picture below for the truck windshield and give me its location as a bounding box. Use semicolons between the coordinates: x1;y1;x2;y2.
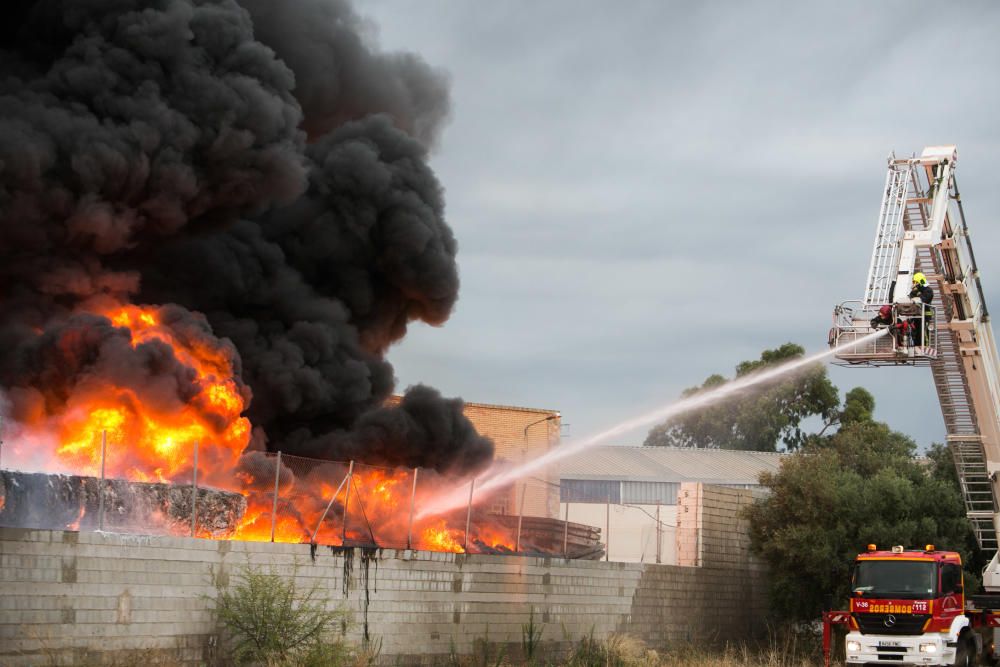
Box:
853;561;936;599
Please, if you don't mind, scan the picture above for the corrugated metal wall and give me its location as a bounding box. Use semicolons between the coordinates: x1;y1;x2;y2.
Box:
561;480;681;504
561;479;759;504
560;479;621;503
621;481;680;505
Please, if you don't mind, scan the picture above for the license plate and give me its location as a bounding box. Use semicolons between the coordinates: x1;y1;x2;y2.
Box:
878;641;901;647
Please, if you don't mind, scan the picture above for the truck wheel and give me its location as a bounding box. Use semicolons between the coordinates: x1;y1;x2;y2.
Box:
953;635;975;667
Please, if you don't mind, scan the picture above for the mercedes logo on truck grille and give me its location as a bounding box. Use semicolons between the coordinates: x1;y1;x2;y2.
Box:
883;614;896;628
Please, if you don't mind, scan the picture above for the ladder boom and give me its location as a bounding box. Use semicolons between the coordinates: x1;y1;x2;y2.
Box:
830;146;1000;575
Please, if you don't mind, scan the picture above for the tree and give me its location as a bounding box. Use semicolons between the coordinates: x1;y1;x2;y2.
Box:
835;387;876;427
643;343;840;451
745;405;975;621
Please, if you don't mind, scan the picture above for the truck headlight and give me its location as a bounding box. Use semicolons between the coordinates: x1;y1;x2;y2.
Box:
919;643;938;653
847;640;861;652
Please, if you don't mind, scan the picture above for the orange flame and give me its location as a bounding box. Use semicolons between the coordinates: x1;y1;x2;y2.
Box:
49;305;251;484
13;304;518;554
421;519;465;553
67;505;86;531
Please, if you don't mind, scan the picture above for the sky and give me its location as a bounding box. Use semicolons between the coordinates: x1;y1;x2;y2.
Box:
360;1;1000;451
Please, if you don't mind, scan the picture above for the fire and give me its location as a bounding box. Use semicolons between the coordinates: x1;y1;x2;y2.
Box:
421;519;465;553
468;524;514;552
224;462;518;554
67;505;87;531
57;408;125;466
15;303;250;484
7;304;523;555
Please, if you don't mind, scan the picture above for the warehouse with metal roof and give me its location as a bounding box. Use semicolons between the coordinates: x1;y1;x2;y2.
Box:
555;446;784;563
557;445;784;505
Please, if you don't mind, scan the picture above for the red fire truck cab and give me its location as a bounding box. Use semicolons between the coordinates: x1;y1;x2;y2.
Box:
825;545;1000;667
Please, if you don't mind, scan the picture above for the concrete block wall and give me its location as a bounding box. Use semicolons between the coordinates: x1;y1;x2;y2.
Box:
0;484;768;665
642;483;769;645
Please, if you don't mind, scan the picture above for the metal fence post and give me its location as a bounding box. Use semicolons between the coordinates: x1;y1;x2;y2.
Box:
655;501;662;564
463;478;476;553
406;467;419;549
341;461;355;544
310;462;353;544
190;441;199;538
270;451;282;542
563;500;570;558
515;483;526;553
98;430;107;531
605;494;610;562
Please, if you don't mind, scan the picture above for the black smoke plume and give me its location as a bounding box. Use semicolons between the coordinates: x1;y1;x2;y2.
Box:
0;0;493;475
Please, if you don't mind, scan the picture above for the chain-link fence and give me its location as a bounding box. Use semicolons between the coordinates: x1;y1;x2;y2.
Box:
0;432;617;559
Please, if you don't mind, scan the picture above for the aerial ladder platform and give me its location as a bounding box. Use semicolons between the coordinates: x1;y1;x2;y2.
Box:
829;146;1000;571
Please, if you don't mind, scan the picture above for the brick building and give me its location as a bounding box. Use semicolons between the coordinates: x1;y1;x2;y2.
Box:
386;396;561;518
461;401;561;519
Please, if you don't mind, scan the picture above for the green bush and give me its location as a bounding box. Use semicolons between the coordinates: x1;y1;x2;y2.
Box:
214;565;350;665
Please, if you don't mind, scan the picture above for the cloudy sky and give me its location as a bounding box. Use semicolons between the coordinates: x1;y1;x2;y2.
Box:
361;1;1000;450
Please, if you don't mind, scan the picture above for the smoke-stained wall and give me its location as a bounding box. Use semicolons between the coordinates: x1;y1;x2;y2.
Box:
0;0;492;475
0;486;769;665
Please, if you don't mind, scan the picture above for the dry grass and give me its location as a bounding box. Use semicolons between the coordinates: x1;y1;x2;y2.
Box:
658;630;825;667
430;629;829;667
553;628;825;667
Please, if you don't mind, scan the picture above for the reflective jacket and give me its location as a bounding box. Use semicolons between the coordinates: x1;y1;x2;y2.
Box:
910;283;933;305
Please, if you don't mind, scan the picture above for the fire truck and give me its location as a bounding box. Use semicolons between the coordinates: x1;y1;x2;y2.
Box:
822;544;1000;666
826;146;1000;666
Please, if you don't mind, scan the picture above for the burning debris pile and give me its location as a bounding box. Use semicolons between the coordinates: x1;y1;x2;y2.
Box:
481;516;605;559
0;0;580;556
0;470;246;537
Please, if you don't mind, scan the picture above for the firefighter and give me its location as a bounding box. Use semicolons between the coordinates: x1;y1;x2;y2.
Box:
870;304;910;348
909;272;934;346
870;304;894;329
